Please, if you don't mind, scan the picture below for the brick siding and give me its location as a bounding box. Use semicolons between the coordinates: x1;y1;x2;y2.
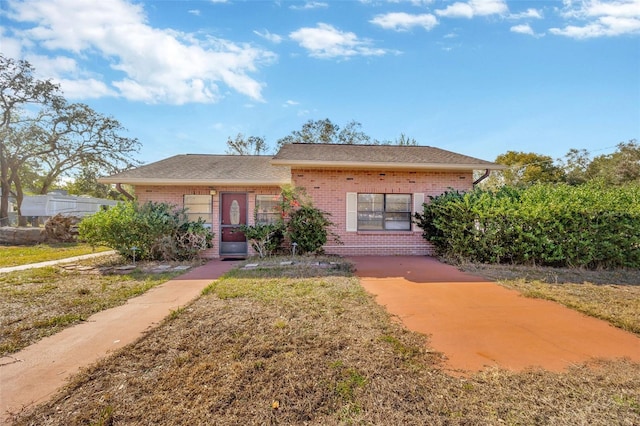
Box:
290;168;473;256
133;169;473;258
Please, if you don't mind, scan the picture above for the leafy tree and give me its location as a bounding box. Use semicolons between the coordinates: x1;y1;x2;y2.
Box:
486;151;565;187
0;54;62;225
5;101;140;224
585;140;640;185
276;119;371;148
394;133;418;146
64;165;121;199
560;148;591;185
225;133;270;155
1;55;140;225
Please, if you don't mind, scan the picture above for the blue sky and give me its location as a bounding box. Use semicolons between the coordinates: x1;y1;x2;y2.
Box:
1;0;639;166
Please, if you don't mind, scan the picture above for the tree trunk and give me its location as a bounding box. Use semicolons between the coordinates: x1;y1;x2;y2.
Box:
14;173;28;227
0;147;9;226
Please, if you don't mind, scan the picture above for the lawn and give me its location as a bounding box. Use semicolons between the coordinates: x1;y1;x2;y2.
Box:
9;258;640;425
0;254;203;355
0;243;112;268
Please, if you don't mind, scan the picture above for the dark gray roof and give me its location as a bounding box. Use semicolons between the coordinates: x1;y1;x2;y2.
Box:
100;155;291;186
271;143;503;170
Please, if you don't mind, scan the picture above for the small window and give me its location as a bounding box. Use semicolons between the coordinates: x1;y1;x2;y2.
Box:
184;195;212;224
357;193;411;231
256;195;280;224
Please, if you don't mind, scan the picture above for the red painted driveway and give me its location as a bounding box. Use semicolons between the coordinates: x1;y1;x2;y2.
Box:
352;256;640;374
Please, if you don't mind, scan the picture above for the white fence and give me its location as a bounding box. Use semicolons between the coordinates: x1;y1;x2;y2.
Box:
20;194;117;218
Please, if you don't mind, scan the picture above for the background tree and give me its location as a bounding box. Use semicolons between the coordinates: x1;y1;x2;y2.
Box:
560;148;591;185
276;119;371;147
64;165;120;199
485;151;565;188
0;54;62;225
585;140;639;185
393;132;418;146
5;101;140;224
225;133;269;155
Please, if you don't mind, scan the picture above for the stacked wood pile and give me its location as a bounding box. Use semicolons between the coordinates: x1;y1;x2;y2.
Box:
44;214;81;242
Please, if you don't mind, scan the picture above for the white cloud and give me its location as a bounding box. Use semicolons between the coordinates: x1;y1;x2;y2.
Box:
510;24;535;35
436;3;474;18
551;0;640;38
386;0;434;5
254;29;283;44
57;78;116;99
370;12;438;31
290;2;329;10
290;23;388;58
509;8;543;20
188;9;201;16
436;0;508;18
5;0;275;104
283;100;300;106
0;28;24;58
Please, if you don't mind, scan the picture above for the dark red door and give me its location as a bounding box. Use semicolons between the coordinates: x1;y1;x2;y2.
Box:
220;193;247;256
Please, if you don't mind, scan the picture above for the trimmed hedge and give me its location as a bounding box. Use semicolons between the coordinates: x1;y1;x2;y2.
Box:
414;183;640;268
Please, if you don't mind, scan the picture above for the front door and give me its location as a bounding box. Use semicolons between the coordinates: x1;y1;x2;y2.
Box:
220;192;248;257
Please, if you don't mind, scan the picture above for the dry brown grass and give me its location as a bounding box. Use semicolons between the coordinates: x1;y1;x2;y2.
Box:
0;243;111;268
0;254;203;355
460;263;640;335
10;259;640;425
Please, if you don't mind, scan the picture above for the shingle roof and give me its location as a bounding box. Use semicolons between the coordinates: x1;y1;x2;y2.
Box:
271;143;503;170
99;155;291;186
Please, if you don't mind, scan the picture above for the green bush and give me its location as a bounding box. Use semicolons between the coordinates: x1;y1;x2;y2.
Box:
286;205;335;255
415;183;640;268
239;186;338;256
78;201;213;261
238;221;284;258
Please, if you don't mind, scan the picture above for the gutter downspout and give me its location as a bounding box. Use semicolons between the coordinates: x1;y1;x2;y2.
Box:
116;183;134;201
473;169;491;186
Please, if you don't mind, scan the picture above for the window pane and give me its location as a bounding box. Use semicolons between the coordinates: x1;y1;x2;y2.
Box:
386;194;411;212
358;194;383;212
256;195;280;224
184;195;212;224
358;212;383;230
384;212;411;230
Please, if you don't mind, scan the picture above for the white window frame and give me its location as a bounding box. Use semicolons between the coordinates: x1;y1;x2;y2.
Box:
184;194;212;225
346;192;423;232
255;194;281;225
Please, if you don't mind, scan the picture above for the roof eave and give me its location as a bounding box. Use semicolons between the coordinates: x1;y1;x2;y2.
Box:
98;178;292;186
270;160;505;171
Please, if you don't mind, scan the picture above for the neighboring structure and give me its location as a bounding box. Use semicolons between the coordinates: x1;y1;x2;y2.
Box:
20;193;118;219
100;143;503;258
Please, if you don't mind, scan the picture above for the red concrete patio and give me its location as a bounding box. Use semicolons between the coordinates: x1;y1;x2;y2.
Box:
351;256;640;374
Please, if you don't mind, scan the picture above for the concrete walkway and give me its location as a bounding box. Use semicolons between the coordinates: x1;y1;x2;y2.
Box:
352;256;640;374
0;250;117;273
0;259;238;423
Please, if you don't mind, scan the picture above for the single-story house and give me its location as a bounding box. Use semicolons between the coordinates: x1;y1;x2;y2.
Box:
100;143;504;258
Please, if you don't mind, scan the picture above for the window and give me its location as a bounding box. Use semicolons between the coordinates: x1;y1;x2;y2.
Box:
255;195;280;224
184;195;212;225
357;194;411;231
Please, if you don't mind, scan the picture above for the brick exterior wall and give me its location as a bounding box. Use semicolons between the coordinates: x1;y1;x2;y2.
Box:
290;168;473;256
132;169;473;258
134;185;281;258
